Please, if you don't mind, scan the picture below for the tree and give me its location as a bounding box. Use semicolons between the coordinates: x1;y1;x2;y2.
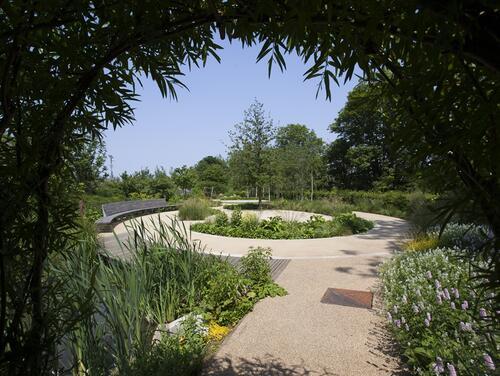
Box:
171;165;197;196
69;138;108;194
195;156;228;197
150;168;176;200
274;124;325;199
326;83;412;190
1;1;498;372
228;100;275;205
119;169;153;198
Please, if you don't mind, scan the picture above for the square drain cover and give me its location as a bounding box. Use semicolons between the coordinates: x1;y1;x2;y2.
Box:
321;288;373;309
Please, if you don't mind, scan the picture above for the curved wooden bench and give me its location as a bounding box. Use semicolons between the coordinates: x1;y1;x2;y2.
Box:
95;199;179;233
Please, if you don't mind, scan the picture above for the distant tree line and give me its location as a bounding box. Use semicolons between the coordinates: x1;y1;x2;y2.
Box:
84;93;419;203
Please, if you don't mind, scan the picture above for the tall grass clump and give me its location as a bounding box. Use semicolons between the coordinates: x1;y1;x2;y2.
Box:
178;198;212;220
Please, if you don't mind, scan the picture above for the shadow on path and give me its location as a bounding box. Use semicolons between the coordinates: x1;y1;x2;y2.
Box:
334;256;386;278
365;321;411;376
204;354;339;376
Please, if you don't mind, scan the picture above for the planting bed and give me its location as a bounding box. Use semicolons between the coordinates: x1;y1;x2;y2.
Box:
191;209;374;240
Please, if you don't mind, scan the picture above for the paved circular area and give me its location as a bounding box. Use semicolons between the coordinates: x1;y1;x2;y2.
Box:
99;209;409;259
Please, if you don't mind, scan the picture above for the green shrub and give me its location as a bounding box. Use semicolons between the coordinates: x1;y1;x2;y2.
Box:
429;223;491;250
239;247;286;299
241;213;259;230
178;198;212;220
239;247;273;286
335;213;374;233
380;248;497;375
230;208;242;226
214;211;229;227
310;190;437;219
200;261;252;325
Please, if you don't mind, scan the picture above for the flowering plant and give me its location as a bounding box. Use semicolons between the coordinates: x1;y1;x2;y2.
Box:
380;248;498;375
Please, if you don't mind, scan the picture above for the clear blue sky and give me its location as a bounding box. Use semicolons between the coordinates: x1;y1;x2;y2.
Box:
104;39;360;175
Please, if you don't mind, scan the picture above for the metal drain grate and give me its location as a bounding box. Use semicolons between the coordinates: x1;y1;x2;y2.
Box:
321;288;373;309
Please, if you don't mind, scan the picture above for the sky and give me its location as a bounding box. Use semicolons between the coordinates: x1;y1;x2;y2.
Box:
104;39;360;175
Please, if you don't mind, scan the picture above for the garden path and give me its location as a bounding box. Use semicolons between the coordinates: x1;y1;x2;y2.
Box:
201;213;410;375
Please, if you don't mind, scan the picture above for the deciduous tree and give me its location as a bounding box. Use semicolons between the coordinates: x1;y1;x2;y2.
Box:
228;100;275;205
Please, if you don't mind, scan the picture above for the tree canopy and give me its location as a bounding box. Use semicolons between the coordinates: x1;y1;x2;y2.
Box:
326;82;413;191
273;124;324;199
194;156;228;196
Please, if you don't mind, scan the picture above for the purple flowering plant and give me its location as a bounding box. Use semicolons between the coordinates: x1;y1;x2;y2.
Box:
380;248;497;375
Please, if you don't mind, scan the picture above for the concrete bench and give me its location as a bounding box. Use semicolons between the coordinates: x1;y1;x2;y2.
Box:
96;199;179;233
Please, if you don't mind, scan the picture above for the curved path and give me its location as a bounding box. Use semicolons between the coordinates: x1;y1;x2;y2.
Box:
98;209;410;375
98;210;408;260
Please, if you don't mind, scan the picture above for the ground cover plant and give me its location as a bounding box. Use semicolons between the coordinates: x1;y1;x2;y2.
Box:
191;209;373;239
381;225;498;375
54;218;286;374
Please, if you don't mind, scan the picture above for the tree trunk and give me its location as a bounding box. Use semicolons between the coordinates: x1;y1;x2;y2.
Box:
310;172;314;201
26;175;50;374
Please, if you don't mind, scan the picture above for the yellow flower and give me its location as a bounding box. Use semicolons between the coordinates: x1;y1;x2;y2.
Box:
207;321;230;341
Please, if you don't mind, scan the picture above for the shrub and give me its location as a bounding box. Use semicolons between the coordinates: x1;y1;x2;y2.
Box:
214;211;229;227
178;198;212;220
310;190;437;219
335;213;374;233
222;202;273;210
200;259;259;325
231;208;242;226
380;249;497;375
430;223;491;250
239;247;273;286
239;247;286;299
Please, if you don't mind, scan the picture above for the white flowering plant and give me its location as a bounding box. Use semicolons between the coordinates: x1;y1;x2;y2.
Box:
380;248;498;375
